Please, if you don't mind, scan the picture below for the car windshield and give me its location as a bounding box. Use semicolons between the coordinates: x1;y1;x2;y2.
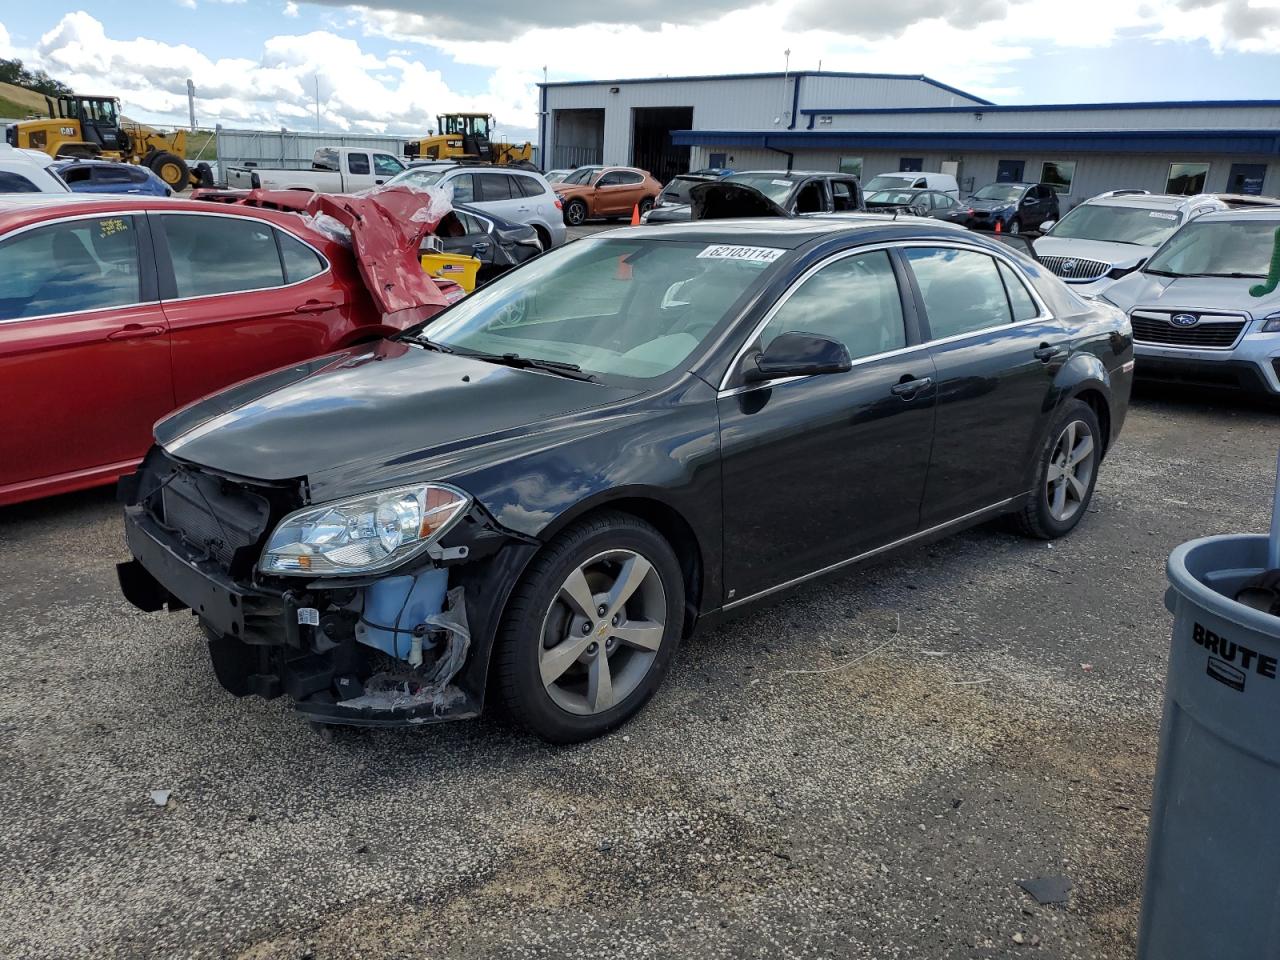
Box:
973;184;1022;202
659;177;706;203
723;174;795;204
865;175;915;191
1050;204;1183;246
867;190;918;205
561;167;602;185
411;238;786;381
1144;218;1280;278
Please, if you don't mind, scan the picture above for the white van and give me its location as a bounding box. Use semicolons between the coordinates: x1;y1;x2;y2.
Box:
864;171;960;200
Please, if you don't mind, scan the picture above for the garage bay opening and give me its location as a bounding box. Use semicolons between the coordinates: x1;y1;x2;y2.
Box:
631;106;693;184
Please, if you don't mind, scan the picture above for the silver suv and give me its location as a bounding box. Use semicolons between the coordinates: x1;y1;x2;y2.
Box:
1102;208;1280;396
387;164;567;249
1035;192;1280;297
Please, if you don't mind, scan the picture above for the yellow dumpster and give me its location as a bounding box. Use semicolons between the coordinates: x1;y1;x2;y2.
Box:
421;253;481;293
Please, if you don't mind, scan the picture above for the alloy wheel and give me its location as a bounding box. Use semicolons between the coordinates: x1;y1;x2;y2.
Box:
566;201;586;226
538;549;667;716
1008;218;1021;235
1045;419;1096;523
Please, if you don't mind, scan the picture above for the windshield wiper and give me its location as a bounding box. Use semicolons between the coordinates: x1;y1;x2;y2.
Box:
1178;271;1266;279
471;352;598;381
1144;269;1180;277
400;332;453;353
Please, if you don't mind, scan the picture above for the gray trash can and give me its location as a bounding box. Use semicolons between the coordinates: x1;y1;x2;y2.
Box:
1139;533;1280;960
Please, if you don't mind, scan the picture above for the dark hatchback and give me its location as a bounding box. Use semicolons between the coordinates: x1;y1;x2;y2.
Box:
942;182;1060;235
118;217;1133;742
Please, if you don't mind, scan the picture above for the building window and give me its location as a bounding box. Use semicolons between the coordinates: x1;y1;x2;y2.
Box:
839;157;863;178
1167;162;1210;195
899;158;924;172
1041;160;1076;195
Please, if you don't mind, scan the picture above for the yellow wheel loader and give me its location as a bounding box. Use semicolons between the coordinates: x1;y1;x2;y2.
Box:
5;93;212;190
404;113;535;167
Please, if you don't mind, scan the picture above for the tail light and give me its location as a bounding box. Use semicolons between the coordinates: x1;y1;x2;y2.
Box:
553;197;563;210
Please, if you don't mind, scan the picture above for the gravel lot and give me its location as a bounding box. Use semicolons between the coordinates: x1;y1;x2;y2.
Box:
1;385;1276;960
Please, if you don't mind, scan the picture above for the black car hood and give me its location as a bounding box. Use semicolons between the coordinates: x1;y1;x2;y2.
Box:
156;340;640;495
968;197;1015;212
690;181;792;220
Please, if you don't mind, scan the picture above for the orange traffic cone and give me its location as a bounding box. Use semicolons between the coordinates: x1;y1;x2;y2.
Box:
994;219;1002;234
631;203;641;226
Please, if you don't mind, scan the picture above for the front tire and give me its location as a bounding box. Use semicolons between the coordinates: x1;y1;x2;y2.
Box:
1008;217;1022;235
1012;399;1101;539
564;199;588;226
495;511;684;743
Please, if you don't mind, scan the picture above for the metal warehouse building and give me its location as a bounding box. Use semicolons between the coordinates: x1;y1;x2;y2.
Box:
539;71;1280;205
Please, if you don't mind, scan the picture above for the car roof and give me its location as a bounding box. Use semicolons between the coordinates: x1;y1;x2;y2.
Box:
0;193;319;236
1086;193;1201;210
595;214;969;248
730;170;839;179
1194;207;1280;223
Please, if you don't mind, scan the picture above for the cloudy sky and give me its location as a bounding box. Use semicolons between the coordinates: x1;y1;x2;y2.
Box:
3;0;1280;141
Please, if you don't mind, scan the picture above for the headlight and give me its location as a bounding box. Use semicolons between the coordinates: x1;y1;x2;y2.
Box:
1261;312;1280;333
260;484;469;576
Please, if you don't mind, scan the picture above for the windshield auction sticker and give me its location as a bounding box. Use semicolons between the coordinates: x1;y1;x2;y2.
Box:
697;244;785;263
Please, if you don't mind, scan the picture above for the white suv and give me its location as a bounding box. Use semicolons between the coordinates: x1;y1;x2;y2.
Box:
0;146;70;194
387;164;566;249
1035;192;1280;297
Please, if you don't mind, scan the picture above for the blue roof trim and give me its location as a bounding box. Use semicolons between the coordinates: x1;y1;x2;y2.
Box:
799;98;1280;122
540;71;992;105
672;128;1280;155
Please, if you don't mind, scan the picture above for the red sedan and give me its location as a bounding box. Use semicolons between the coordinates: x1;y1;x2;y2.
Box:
0;191;451;506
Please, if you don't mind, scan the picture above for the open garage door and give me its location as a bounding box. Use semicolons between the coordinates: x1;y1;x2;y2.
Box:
631;107;693;184
552;109;604;169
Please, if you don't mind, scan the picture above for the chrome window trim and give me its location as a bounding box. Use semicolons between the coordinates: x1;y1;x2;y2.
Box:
717;239;1053;392
154;209;333;304
723;495;1020;611
0;209;150;324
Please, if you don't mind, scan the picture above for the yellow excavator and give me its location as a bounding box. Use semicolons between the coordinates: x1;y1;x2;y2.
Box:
5;93;211;190
404;113;534;167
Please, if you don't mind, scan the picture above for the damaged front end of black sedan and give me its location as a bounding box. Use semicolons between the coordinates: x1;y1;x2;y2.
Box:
116;444;542;726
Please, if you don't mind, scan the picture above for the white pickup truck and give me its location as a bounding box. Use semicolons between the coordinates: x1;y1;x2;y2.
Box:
226;146;408;192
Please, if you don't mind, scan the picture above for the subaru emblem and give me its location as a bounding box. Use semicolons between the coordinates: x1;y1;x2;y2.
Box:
1170;313;1199;327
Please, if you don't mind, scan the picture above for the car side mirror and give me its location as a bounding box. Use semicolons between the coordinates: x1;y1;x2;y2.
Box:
1039;220;1057;233
745;331;853;382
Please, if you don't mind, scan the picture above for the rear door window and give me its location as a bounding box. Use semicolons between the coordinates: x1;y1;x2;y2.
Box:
831;180;859;211
0;215;142;319
277;230;326;284
997;260;1040;321
161;214;284;298
347;153;371;175
904;247;1013;340
515;176;546;198
476;173;514;201
93;165;135;185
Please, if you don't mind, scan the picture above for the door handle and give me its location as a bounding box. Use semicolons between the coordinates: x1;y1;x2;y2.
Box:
107;324;165;341
294;300;338;314
1034;343;1067;363
472;241;490;254
890;375;933;399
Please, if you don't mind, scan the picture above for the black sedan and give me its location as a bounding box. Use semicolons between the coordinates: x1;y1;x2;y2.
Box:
117;217;1133;743
865;188;962;219
434;203;543;281
941;182;1060;235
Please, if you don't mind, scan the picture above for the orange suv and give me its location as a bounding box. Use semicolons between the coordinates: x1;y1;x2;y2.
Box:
553;166;662;225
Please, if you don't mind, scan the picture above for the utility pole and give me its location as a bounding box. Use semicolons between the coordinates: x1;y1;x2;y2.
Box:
314;75;321;133
186;78;196;131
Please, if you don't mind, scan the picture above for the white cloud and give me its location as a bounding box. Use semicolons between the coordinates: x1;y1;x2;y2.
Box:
176;0;197;8
283;1;300;16
0;22;12;57
14;12;537;139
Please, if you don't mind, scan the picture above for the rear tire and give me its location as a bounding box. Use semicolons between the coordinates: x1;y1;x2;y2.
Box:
638;196;654;214
495;511;684;743
1012;399;1101;540
1008;217;1022;235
